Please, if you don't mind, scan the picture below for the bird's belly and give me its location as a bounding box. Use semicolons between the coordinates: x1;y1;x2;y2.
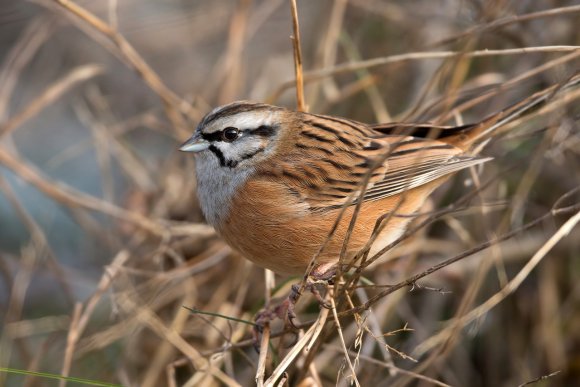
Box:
217;179;436;275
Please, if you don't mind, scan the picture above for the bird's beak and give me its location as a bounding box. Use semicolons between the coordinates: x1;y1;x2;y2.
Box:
179;135;210;152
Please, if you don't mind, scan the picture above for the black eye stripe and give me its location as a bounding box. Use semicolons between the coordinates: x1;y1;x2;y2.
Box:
201;131;224;142
250;125;276;137
200;125;276;142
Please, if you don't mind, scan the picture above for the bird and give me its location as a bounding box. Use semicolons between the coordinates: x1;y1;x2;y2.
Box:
180;75;578;279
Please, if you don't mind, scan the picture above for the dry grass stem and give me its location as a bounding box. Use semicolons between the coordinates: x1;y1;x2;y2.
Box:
329;287;361;387
264;297;331;386
0;18;56;121
289;0;306;112
255;269;275;387
433;5;580;46
0;148;167;235
51;0;190;137
270;46;579;101
416;210;580;356
2;2;579;385
0;65;103;137
59;303;82;387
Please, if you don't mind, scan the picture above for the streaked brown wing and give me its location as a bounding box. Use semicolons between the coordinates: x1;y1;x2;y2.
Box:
361;152;489;202
258;114;485;211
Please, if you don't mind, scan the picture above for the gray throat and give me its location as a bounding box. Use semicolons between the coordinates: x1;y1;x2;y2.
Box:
194;153;254;228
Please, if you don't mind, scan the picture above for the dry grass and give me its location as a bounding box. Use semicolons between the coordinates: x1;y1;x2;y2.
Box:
1;1;579;386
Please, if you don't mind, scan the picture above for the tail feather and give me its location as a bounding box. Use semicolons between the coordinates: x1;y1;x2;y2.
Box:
462;72;580;149
371;72;579;150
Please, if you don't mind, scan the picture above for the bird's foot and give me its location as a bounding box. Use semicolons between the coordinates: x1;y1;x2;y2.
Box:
252;268;336;351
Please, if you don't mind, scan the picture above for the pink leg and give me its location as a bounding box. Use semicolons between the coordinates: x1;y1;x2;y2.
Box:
252;264;337;351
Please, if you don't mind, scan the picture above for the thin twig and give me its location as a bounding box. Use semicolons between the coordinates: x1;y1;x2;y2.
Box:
0;148;165;236
517;370;562;387
415;210;580;356
329;287;361;387
0;17;56;121
324;346;451;387
115;285;241;387
0;174;74;304
263;294;330;387
269;46;580;101
255;323;270;387
289;0;306;112
342;200;580;316
0;65;104;137
433;5;580;47
51;0;190;137
59;303;82;387
256;269;275;386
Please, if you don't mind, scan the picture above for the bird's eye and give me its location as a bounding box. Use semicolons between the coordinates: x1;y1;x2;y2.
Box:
222;127;240;142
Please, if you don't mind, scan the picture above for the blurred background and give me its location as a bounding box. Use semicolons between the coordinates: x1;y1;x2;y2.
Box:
0;0;579;386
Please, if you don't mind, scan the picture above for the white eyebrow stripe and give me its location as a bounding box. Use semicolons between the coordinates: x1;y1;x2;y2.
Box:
208;111;279;133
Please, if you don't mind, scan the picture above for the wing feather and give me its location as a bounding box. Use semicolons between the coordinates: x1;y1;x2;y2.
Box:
256;114;486;211
362;156;490;202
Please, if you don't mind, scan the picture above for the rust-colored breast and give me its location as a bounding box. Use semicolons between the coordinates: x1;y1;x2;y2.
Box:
218;176;446;275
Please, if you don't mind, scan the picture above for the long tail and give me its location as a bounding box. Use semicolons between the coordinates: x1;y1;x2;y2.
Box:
458;71;580;149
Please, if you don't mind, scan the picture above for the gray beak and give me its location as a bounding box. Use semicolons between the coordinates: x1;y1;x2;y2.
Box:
179;135;210;152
